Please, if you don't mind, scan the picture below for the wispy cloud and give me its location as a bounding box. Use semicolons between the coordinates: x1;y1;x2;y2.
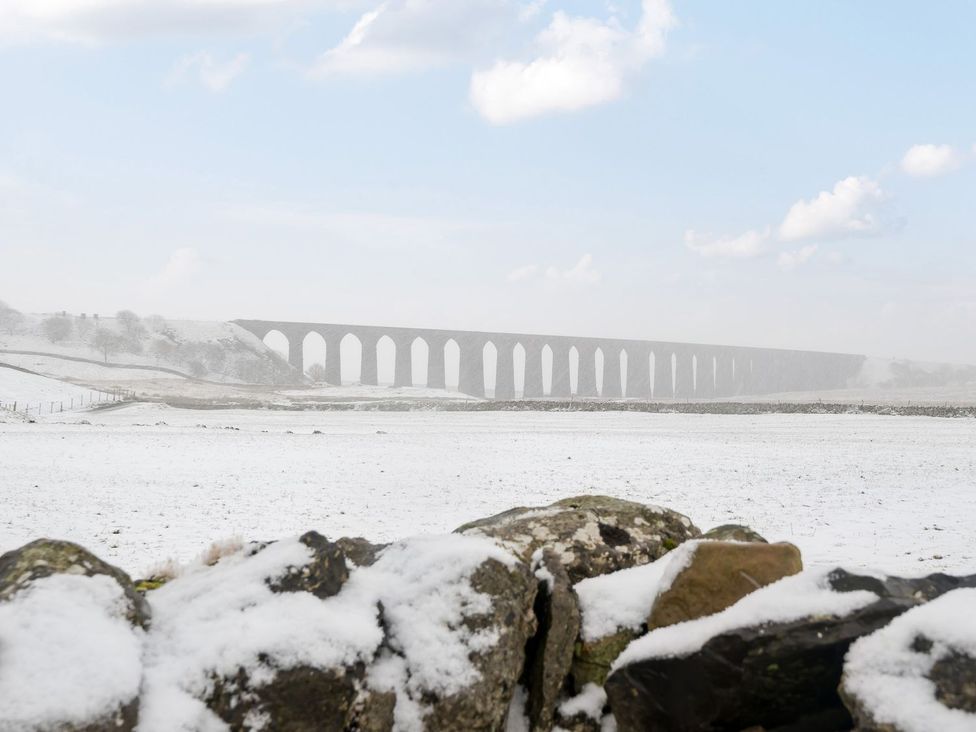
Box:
546;253;600;283
507;254;600;285
684;228;770;259
507;264;539;282
777;244;818;271
0;0;331;44
147;247;204;290
168;51;250;92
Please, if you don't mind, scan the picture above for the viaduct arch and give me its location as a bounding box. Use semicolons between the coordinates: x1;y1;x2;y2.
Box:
234;319;865;400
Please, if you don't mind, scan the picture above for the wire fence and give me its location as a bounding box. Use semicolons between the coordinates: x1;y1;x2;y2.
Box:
0;387;136;416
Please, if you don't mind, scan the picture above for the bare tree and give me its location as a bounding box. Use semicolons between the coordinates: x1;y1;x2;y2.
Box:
145;314;168;333
116;310;146;339
150;337;177;363
41;316;72;343
0;301;24;335
306;363;327;382
92;328;121;362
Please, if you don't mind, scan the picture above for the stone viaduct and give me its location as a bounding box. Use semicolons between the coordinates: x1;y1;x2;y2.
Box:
233;319;865;399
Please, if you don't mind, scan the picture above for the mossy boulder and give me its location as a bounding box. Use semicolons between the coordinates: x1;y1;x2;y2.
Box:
0;538;149;628
456;495;700;584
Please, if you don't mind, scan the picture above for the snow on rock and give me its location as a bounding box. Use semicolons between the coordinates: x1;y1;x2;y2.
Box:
841;587;976;732
139;531;534;731
0;575;143;731
355;534;536;731
612;567;877;668
575;541;698;642
0;540;147;732
138;536;380;731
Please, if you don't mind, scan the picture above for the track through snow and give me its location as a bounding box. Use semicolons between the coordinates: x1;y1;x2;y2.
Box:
1;404;974;577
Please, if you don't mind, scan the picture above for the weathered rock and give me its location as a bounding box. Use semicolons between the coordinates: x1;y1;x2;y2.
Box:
840;587;976;731
208;664;362;731
647;540;802;630
267;530;349;598
606;569;976;732
422;557;538;731
0;539;145;732
457;495;700;584
523;549;581;731
702;523;768;543
572;628;640;691
336;536;386;567
0;538;149;627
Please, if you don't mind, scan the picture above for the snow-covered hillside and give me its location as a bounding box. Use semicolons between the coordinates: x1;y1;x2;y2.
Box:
0;366;117;416
0;311;287;385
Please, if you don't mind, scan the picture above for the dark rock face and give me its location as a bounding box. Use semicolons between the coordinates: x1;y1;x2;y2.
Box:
208;664;362;732
456;495;700;584
267;531;349;599
0;538;150;628
701;524;768;543
606;569;976;732
523;550;581;732
932;650;976;714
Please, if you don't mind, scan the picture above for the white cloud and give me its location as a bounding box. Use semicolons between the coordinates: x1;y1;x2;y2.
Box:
469;0;676;124
900;144;962;177
684;228;769;259
509;254;600;285
169;51;249;92
545;253;600;284
778;176;888;243
507;263;539;282
0;0;337;43
777;244;818;271
149;247;203;289
308;0;517;77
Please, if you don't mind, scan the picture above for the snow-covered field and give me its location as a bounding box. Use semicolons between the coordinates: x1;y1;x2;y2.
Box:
1;404;973;578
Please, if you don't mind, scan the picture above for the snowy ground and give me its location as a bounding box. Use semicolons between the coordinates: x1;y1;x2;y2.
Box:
1;403;974;578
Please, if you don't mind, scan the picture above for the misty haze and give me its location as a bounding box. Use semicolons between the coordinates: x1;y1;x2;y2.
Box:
1;2;974;732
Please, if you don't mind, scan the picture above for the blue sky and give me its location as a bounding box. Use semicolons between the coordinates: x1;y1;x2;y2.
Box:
1;0;974;362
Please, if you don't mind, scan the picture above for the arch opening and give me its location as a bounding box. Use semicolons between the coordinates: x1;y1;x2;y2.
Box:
541;344;553;396
513;342;526;397
376;335;395;386
444;339;460;391
340;333;362;385
619;349;628;398
483;341;498;397
302;332;327;381
594;347;605;395
262;330;289;362
649;351;656;399
568;346;579;395
411;337;429;388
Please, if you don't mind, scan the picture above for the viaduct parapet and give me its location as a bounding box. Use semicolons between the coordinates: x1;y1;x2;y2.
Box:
233;319;865;399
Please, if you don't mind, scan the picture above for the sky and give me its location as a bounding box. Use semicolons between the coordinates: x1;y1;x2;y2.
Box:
0;0;974;363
